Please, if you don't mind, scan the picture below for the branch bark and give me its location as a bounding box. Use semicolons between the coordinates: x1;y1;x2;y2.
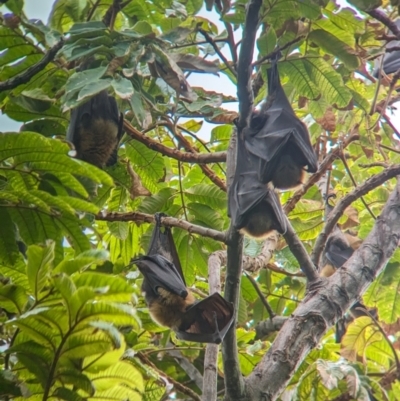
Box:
202;251;226;401
0;39;64;93
123;120;226;164
245;179;400;401
236;0;262;129
96;211;226;243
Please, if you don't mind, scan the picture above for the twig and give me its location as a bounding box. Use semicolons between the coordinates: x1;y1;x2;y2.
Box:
138;353;201;401
96;211;227;243
311;163;400;266
244;271;275;319
214;1;237;66
198;28;237;77
253;36;305;67
362;309;400;378
163;120;226;191
359;162;389;169
123;120;226;163
0;39;64;93
339;153;376;220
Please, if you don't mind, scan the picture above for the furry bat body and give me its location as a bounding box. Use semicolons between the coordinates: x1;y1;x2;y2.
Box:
67;90;124;168
245;61;318;190
228;133;287;238
133;214;234;343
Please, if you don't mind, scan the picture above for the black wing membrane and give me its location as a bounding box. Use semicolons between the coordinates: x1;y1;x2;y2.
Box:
177;293;235;344
245;62;318;188
135;213;235;343
134;213;187;297
67;90;123;167
373;19;400;77
147;213;185;285
228;134;286;236
134;255;188;298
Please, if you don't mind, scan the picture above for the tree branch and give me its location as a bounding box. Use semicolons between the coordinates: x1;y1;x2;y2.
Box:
96;211;226;243
282;216;319;283
311;163;400;266
222;226;246;401
123;120;226;164
138;353;201;401
245;179;400;401
368;9;400;41
0;39;64;93
166;343;204;391
202;251;225;401
236;0;262;129
198;28;237;77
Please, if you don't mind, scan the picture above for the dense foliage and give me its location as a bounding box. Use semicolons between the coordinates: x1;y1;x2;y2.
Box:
1;0;400;400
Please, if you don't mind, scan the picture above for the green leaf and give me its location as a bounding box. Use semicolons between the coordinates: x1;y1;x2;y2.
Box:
0;284;27;314
26;242;55;297
308;29;360;69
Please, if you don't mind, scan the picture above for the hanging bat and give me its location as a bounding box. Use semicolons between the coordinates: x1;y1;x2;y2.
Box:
228;132;287;238
373;19;400;78
244;59;318;190
320;225;374;343
132;213;234;344
67;90;124;168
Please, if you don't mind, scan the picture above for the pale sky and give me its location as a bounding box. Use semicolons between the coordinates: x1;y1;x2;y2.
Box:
0;0;398;138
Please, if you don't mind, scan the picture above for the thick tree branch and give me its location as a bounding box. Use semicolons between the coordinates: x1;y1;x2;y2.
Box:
311;163;400;266
123;120;226;164
0;39;64;93
236;0;262;129
245;179;400;401
96;211;226;243
222;227;246;401
255;316;288;340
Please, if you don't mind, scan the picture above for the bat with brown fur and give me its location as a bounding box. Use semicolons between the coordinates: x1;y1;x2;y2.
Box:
67;90;124;168
133;213;234;344
244;58;318;190
228;130;287;238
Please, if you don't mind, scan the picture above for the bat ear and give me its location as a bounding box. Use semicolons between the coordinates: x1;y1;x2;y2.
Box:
233;117;240;128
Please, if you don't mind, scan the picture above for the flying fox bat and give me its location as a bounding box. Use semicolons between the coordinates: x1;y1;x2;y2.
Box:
373;19;400;78
228;132;287;238
320;224;373;343
244;60;318;190
133;213;234;344
67;90;124;168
